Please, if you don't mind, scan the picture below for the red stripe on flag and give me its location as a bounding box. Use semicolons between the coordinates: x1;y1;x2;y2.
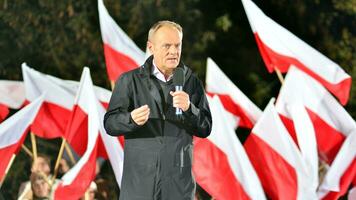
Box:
322;159;356;200
193;137;251;200
0;104;9;122
307;109;346;164
207;93;253;129
0;130;28;181
31;102;70;138
65;105;108;159
279;110;345;164
254;33;351;105
103;43;139;82
244;134;298;200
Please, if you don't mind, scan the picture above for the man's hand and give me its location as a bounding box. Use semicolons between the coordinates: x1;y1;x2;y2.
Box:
130;105;150;125
170;91;190;112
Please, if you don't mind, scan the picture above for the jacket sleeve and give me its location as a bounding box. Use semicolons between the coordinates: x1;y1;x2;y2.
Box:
104;73;140;136
182;79;212;138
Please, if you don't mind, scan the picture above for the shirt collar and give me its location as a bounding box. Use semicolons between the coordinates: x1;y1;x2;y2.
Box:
152;60;173;82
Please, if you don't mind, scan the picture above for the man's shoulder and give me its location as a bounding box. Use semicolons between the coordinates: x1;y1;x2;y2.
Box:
116;67;143;82
121;67;142;77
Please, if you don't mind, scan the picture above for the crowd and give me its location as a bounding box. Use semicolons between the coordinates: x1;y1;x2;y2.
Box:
16;154;113;200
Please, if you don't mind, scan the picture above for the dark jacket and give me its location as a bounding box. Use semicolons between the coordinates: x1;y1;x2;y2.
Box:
104;56;212;200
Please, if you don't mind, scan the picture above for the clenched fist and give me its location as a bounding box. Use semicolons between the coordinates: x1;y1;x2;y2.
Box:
130;105;150;125
170;91;190;112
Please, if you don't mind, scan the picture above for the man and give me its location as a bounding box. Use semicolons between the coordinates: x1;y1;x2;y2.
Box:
104;20;212;200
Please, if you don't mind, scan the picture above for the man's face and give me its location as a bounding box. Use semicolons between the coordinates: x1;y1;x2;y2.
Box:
31;157;51;176
32;179;50;198
148;26;182;73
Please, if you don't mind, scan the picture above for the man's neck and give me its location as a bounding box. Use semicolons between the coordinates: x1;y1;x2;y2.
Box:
152;60;173;80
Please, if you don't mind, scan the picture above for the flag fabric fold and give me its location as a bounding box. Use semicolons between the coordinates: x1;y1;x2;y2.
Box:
98;0;145;82
0;96;44;183
97;104;124;187
275;67;356;164
22;63;111;159
54;68;101;199
288;102;319;193
193;95;266;200
318;131;356;200
241;0;351;105
205;58;262;129
0;80;26;122
244;98;316;200
0;80;26;109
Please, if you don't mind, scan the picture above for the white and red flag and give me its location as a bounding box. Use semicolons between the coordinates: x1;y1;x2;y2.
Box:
318;131;356;200
193;95;266;200
98;0;145;82
0;96;43;183
241;0;351;105
205;58;262;129
275;67;356;164
244;99;316;200
0;80;26;122
21;63;112;158
54;68;102;199
22;63;76;139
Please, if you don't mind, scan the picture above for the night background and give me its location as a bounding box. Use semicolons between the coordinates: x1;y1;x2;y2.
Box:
0;0;355;199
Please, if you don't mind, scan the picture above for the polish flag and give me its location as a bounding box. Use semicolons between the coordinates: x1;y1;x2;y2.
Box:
22;63;76;139
0;80;26;122
244;99;316;200
241;0;351;105
205;58;262;129
54;68;102;199
21;63;112;158
193;95;266;200
318;132;356;200
98;0;145;82
0;96;43;183
275;67;356;164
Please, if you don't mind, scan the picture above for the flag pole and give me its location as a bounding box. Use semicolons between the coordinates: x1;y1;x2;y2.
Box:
21;144;33;158
275;68;284;84
64;142;76;165
110;80;115;90
52;138;67;183
0;154;16;188
30;132;37;161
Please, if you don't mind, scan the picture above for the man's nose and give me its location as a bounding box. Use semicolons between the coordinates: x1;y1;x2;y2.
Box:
168;45;178;54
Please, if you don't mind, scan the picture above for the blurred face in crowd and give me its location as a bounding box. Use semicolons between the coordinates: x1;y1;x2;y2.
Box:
81;182;97;200
148;25;182;76
31;175;50;198
31;156;51;176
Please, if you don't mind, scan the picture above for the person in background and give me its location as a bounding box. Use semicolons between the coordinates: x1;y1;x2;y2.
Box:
18;155;52;199
18;154;60;200
30;172;51;200
81;181;97;200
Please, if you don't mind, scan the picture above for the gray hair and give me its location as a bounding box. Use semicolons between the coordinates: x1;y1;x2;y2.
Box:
148;20;183;41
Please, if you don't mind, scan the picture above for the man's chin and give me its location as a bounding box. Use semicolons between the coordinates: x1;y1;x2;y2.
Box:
166;62;179;69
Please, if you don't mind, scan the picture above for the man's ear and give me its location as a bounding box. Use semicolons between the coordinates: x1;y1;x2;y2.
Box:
147;41;154;54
